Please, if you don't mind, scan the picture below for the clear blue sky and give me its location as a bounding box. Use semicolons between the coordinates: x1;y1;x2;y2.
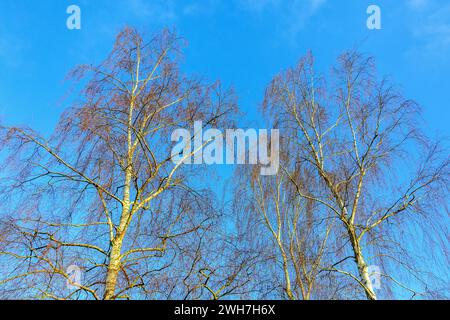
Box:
0;0;449;140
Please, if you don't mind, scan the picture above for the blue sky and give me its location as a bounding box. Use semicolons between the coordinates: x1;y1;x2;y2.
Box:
0;0;449;141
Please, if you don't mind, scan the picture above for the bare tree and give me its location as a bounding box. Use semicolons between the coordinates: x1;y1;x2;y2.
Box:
259;51;449;300
232;154;338;300
0;28;238;300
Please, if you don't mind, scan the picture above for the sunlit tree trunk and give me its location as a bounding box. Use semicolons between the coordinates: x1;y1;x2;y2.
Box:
348;228;376;300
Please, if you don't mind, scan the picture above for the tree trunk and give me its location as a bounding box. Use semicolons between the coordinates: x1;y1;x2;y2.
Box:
103;165;132;300
348;228;377;300
103;197;131;299
103;235;124;300
104;109;134;300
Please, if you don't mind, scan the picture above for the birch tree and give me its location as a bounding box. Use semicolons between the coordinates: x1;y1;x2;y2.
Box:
232;155;339;300
261;51;449;300
0;28;238;300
